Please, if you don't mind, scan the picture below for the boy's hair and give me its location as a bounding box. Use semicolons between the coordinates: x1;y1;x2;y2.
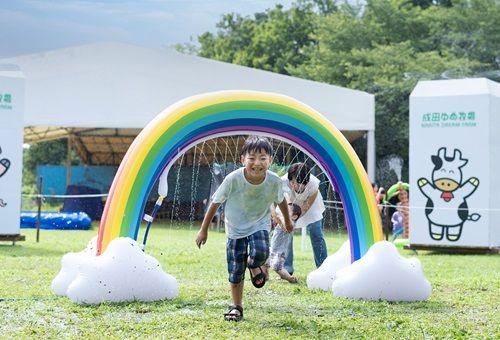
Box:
287;162;310;185
288;203;302;219
240;136;273;156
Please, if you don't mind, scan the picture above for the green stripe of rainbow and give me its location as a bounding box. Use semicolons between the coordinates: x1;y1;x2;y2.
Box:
97;91;382;261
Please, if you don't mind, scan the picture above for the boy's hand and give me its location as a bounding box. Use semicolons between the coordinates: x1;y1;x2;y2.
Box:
196;229;208;248
197;202;219;249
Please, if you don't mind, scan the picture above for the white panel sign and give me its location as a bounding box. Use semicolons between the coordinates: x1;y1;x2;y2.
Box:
0;66;25;235
409;78;499;249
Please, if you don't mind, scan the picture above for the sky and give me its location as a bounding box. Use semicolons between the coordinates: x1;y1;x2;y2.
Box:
0;0;294;58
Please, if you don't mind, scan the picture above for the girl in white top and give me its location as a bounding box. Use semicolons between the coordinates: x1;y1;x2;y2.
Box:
282;163;327;274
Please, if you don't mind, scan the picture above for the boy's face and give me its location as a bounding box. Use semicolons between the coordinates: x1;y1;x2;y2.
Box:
241;149;272;179
290;179;306;194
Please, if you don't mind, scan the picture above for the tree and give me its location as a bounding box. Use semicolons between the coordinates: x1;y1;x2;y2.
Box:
195;0;499;185
23;139;80;193
290;0;495;184
198;1;326;74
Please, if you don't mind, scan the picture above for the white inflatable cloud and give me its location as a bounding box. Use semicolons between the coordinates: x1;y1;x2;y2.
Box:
306;240;351;291
332;241;431;301
52;236;98;296
52;237;178;304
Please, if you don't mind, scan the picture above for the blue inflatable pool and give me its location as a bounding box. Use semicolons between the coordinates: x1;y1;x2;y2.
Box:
20;211;92;230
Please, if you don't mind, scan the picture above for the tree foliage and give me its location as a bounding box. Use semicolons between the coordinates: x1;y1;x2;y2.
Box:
196;0;499;185
290;0;497;183
198;1;333;74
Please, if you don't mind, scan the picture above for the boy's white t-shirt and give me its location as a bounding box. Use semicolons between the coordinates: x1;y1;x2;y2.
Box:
282;174;325;229
212;168;284;239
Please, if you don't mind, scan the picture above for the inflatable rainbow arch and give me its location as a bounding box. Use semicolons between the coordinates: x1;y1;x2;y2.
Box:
97;91;383;261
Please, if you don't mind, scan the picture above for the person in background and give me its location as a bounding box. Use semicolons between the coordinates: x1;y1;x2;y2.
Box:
268;203;302;283
391;203;404;241
282;163;327;275
376;187;390;239
376;187;386;213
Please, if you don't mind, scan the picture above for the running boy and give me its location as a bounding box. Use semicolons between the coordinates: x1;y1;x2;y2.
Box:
195;136;292;322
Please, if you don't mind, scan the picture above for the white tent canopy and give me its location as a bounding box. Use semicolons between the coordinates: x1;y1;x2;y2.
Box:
0;42;375;176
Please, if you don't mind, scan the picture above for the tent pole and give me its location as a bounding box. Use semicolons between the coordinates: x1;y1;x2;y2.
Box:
36;176;43;243
66;134;72;188
367;130;375;182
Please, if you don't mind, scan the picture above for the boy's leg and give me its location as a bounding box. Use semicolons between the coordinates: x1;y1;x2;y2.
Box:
247;230;270;285
226;237;248;316
275;253;297;283
308;220;328;267
230;282;244;307
277;269;298;283
283;233;294;275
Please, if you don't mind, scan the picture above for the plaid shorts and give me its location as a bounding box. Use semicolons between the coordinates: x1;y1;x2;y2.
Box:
226;230;270;284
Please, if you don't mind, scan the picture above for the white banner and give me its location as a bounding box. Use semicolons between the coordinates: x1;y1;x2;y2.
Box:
409;78;499;248
0;66;25;235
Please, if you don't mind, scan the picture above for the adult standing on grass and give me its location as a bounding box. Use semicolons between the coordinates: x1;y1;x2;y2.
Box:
282;163;327;275
196;136;292;322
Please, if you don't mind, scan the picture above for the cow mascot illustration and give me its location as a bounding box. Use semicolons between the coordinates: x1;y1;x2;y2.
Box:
418;147;480;242
0;146;10;178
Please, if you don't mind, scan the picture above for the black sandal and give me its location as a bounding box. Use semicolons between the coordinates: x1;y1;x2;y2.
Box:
249;266;266;288
224;304;243;322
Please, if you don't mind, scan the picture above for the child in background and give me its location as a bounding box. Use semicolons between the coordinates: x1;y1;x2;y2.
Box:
391;203;404;241
268;203;301;283
195;136;292;322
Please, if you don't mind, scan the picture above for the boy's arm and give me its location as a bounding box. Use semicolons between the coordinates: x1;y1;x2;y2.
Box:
277;199;293;233
196;202;221;248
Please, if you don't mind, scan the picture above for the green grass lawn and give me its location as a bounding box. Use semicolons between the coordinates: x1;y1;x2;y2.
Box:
0;224;498;338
